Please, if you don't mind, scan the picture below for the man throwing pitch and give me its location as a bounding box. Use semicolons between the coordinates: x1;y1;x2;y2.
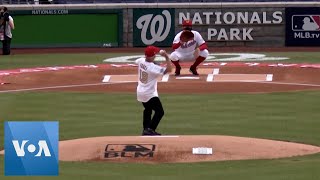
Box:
170;19;209;76
135;46;172;136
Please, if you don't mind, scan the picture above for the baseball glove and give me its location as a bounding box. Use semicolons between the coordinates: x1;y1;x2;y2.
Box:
180;31;194;42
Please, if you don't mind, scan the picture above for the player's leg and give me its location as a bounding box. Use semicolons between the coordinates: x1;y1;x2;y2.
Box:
2;39;6;55
5;37;11;55
190;49;209;75
3;36;11;55
141;102;153;135
169;51;182;76
149;97;164;135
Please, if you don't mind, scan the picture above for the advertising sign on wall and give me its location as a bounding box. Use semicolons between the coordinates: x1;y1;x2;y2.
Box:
286;7;320;46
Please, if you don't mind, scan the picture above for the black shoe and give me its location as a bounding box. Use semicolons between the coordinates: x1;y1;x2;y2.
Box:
151;129;161;136
189;66;199;75
142;128;161;136
175;67;181;76
142;128;153;136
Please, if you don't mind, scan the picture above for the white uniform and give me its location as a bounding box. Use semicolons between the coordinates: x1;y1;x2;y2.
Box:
170;30;209;61
135;57;166;103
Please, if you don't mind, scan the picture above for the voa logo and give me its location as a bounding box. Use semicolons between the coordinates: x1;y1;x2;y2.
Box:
5;121;59;176
12;140;51;157
136;10;172;45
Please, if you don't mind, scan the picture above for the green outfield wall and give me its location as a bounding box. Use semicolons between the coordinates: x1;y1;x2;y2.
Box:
10;9;122;48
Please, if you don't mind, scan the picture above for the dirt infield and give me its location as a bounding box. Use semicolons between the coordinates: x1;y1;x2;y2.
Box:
1;135;319;163
1;65;320;93
62;135;320;163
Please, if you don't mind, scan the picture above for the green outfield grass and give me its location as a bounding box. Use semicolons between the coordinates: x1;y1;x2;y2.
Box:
0;92;320;179
0;52;320;179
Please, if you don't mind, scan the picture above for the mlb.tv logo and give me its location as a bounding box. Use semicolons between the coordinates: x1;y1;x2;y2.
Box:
292;15;320;31
4;121;59;176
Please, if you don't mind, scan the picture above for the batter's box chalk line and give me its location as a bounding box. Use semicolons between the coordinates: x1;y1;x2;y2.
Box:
206;68;274;82
102;74;169;83
266;74;273;81
206;74;214;82
161;74;170;82
102;68;272;83
175;76;200;80
102;75;111;82
213;68;220;75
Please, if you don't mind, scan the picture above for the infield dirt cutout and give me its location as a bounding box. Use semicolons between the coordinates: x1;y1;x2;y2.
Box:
1;63;320;163
1;135;320;163
2;65;320;93
58;135;320;163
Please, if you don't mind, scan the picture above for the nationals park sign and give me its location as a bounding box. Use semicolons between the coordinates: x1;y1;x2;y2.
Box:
178;10;283;41
132;8;284;47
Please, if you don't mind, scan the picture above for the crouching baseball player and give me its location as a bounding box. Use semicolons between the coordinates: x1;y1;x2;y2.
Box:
135;46;172;136
170;19;209;76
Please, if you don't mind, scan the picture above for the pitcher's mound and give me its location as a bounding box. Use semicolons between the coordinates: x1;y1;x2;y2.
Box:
57;135;320;163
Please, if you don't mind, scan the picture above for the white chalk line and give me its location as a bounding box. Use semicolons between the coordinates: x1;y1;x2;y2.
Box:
0;82;136;93
241;81;320;87
1;81;320;93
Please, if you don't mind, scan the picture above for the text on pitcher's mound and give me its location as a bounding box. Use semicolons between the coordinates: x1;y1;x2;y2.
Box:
58;135;320;163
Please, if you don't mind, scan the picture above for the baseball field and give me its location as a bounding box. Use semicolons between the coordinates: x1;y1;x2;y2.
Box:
0;49;320;179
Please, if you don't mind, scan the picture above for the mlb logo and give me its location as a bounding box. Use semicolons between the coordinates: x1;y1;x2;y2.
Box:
292;15;320;31
4;121;59;176
105;144;156;159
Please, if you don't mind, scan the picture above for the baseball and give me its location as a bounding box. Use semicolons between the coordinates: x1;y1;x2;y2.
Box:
159;50;166;55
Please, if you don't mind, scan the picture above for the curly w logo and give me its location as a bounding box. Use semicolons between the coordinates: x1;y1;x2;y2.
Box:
133;9;175;46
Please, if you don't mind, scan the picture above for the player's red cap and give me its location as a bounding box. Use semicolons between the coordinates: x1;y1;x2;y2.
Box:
182;19;192;26
145;46;160;57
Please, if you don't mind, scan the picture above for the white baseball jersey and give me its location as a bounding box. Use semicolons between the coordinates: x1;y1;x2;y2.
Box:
173;30;205;53
135;57;166;103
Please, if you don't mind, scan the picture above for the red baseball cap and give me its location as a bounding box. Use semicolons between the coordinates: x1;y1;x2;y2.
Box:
182;19;192;26
145;46;160;57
